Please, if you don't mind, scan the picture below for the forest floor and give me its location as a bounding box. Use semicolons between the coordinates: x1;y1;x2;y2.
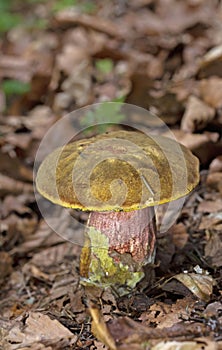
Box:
0;1;222;349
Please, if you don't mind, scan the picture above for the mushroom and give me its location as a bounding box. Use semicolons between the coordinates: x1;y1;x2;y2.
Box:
36;130;199;295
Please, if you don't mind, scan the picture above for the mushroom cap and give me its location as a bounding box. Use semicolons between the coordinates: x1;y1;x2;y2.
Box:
36;130;199;211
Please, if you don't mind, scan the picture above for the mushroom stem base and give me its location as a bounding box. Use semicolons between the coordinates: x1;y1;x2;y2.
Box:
80;207;156;294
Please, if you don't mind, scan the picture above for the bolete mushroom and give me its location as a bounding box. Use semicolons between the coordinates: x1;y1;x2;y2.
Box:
36;130;199;295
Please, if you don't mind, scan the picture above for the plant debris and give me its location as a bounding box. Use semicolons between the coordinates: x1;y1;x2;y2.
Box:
0;1;222;349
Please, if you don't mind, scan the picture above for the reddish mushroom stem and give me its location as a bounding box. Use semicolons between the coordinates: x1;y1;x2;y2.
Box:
80;206;156;280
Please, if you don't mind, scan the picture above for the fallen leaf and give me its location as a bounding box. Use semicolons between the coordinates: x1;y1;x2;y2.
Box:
197;198;222;213
140;297;195;329
169;130;221;165
204;301;222;317
1;212;38;248
30;243;79;267
206;172;222;195
209;156;222;173
4;312;77;349
107;316;206;344
55;44;93;107
172;130;219;150
200;77;222;108
0;54;32;82
1;194;34;218
13;219;65;253
54;10;127;39
89;305;117;350
181;95;215;132
174;271;214;301
204;232;222;267
199;213;222;231
0;173;33;197
199;45;222;78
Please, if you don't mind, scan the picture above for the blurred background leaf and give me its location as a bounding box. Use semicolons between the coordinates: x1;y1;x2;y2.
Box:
2;79;31;96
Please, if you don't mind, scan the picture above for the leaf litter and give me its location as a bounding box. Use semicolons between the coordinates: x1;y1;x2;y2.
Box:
0;0;222;349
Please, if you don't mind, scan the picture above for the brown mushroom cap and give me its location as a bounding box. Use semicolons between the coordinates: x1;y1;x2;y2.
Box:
36;130;199;211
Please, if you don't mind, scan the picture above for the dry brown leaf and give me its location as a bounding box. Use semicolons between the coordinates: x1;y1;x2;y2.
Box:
170;130;220;165
181;95;215;132
139;297;195;329
199;213;222;231
23;264;51;282
54;10;127;39
197;199;222;213
4;312;77;349
169;130;219;150
30;243;78;267
5;132;32;150
206;172;222;195
200;77;222;108
204;301;222;317
199;45;222;78
125;1;214;36
0;54;32;81
1;195;34;218
204;232;222;267
89;305;117;350
56;45;89;75
0;173;33;197
63;27;106;56
54;44;93;107
200;45;222;69
209;156;222;173
13;219;65;253
174;272;214;301
1;212;38;248
108;316;206;345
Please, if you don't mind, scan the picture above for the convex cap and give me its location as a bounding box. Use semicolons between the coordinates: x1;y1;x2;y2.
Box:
36;130;199;211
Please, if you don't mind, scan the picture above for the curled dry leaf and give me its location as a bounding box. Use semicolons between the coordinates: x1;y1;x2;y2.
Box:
174;272;214;301
89;305;117;350
181;95;215;132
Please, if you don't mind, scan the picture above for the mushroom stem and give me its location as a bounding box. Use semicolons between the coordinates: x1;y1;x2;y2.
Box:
80;207;156;293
